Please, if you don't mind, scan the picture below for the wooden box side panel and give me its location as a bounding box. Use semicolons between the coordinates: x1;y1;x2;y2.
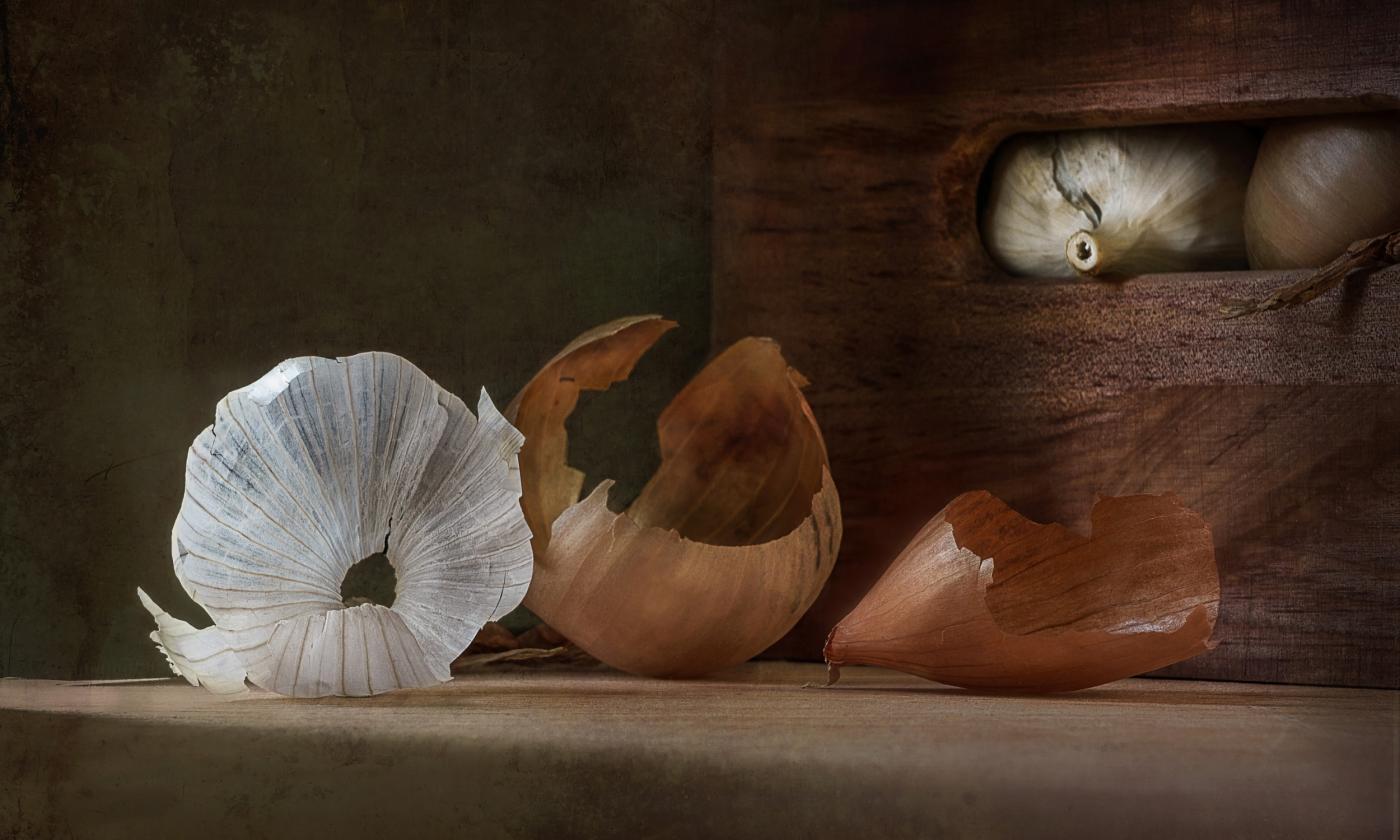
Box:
713;0;1400;687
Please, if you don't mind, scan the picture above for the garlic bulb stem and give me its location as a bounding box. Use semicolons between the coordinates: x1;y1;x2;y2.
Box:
1066;230;1102;274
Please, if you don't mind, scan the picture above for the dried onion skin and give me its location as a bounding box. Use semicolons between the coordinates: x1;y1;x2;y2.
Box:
825;491;1219;693
507;316;841;678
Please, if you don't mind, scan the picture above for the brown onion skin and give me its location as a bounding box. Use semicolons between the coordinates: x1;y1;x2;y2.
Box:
1244;112;1400;269
506;318;842;679
824;491;1219;693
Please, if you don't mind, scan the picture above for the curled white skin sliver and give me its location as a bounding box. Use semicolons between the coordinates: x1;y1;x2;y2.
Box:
141;352;533;698
138;587;248;695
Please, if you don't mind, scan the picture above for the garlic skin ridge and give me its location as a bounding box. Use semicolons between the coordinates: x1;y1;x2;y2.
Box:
981;125;1256;277
140;352;533;698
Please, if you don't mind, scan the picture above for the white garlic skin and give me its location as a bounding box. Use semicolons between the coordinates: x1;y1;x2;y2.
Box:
144;352;533;698
981;124;1258;277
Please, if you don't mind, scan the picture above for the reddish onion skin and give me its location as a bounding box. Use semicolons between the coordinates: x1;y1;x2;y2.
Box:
825;491;1219;693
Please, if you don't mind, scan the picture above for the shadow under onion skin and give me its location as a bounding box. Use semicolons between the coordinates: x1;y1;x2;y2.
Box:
506;315;841;679
825;491;1219;693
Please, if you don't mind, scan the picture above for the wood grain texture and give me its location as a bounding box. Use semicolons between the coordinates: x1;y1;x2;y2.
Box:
712;0;1400;687
3;665;1396;839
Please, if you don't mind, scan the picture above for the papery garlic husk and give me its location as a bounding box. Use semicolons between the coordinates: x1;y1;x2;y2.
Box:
825;491;1219;693
506;315;841;678
981;125;1257;277
140;352;533;697
138;587;250;695
1244;112;1400;269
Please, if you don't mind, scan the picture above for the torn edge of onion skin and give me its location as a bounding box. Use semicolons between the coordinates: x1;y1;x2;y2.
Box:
137;587;249;696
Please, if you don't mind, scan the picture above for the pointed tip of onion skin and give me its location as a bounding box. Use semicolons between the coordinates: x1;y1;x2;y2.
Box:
512;317;842;679
827;491;1219;693
819;632;843;687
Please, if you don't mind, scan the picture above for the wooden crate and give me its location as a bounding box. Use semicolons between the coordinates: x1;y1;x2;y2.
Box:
712;0;1400;688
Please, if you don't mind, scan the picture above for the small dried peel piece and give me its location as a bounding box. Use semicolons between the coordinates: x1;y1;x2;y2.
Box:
824;491;1219;692
507;315;841;678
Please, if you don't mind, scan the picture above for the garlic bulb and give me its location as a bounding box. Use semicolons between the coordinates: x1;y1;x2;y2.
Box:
507;315;841;678
1244;112;1400;269
981;125;1257;276
140;352;533;697
825;491;1219;692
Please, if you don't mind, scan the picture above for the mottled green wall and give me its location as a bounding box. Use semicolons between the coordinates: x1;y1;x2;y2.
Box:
0;0;713;679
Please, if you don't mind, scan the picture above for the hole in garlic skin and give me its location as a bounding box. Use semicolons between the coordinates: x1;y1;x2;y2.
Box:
341;532;396;608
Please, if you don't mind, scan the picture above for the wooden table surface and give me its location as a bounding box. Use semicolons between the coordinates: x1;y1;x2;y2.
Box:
2;663;1396;839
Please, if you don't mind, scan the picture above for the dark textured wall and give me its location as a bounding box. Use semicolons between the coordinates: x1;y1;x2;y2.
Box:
0;0;713;679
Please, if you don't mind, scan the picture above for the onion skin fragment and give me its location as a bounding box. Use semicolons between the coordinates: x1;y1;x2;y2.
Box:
824;491;1219;693
507;316;842;678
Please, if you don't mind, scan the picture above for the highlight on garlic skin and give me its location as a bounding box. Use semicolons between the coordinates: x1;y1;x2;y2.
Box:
825;491;1219;693
1244;111;1400;269
506;315;841;678
139;352;533;697
981;124;1257;277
